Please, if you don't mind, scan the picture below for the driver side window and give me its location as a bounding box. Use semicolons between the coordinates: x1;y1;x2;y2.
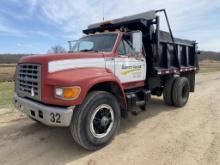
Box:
118;35;134;55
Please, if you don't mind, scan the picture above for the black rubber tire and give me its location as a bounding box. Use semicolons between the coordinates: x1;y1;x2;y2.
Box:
163;77;176;106
70;91;121;150
172;77;190;107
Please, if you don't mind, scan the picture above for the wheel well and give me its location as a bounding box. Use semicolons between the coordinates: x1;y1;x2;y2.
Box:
89;82;128;118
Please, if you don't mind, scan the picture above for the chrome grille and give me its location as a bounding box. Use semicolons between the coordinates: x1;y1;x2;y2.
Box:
16;64;41;101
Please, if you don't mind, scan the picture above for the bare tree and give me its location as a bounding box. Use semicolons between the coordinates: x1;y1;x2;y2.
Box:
48;45;66;53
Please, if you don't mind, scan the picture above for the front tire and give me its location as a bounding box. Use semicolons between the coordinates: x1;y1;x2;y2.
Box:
70;91;121;150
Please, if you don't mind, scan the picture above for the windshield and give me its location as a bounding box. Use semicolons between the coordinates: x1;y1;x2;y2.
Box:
71;33;117;53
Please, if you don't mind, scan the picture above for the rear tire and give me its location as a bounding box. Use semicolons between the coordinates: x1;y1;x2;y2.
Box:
172;77;190;107
163;77;176;105
70;91;121;150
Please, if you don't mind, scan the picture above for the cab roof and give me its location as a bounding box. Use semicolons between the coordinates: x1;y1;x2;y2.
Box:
83;10;156;34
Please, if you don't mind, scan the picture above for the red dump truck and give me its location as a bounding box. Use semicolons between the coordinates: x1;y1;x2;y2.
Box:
14;9;198;150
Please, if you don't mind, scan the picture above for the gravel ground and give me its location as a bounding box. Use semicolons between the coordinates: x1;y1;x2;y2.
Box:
0;72;220;165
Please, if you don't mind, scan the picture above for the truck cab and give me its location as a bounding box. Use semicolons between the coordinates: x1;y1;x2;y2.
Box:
14;9;198;150
68;31;146;85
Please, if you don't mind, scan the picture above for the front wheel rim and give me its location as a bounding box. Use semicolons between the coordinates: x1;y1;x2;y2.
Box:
90;104;114;139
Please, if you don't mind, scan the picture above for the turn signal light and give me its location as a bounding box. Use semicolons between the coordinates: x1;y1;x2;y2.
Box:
63;87;81;99
55;86;81;100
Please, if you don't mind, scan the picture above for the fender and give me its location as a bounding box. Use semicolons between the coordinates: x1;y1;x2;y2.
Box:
43;67;127;108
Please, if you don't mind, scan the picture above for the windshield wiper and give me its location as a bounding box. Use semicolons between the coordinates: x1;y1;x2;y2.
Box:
80;49;98;52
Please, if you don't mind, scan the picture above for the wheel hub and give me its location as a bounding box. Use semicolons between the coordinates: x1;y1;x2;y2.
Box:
90;104;114;138
101;116;110;127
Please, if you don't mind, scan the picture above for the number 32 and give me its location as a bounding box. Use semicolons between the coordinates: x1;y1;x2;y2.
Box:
50;113;61;123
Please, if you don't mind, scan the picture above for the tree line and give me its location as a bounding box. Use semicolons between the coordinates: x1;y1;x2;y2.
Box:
0;45;66;63
198;51;220;61
0;49;220;64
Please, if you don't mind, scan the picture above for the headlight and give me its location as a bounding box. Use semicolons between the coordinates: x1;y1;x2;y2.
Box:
55;88;63;96
55;86;81;100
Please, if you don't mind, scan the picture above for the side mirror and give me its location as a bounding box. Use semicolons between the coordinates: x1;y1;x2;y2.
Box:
68;40;77;53
132;31;142;53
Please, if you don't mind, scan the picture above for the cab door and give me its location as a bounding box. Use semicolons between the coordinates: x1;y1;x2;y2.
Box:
115;33;146;83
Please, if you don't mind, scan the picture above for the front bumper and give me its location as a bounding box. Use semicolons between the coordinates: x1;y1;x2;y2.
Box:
14;94;74;127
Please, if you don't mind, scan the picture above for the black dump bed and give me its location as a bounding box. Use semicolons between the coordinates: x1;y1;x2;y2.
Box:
84;10;198;76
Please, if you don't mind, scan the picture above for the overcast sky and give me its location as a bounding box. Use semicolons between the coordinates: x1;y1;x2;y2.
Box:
0;0;220;54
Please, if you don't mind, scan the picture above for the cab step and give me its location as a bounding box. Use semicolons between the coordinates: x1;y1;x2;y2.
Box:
126;89;151;112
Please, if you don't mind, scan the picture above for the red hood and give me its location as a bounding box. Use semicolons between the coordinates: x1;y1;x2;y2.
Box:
18;52;106;64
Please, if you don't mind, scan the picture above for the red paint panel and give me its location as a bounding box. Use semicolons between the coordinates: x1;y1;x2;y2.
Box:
122;81;145;89
40;67;126;107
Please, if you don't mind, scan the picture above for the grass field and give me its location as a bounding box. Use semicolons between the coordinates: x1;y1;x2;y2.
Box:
0;64;15;110
0;82;14;110
0;60;220;112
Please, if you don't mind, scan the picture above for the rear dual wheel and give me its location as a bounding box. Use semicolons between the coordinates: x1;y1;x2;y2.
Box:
163;77;176;105
172;77;190;107
70;91;121;150
163;77;190;107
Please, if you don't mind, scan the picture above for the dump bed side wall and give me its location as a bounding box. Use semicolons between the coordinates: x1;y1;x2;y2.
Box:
159;31;196;68
145;30;198;76
144;28;198;93
158;40;196;68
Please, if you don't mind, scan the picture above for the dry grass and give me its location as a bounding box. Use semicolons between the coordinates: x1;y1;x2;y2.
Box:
0;64;16;81
199;60;220;73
